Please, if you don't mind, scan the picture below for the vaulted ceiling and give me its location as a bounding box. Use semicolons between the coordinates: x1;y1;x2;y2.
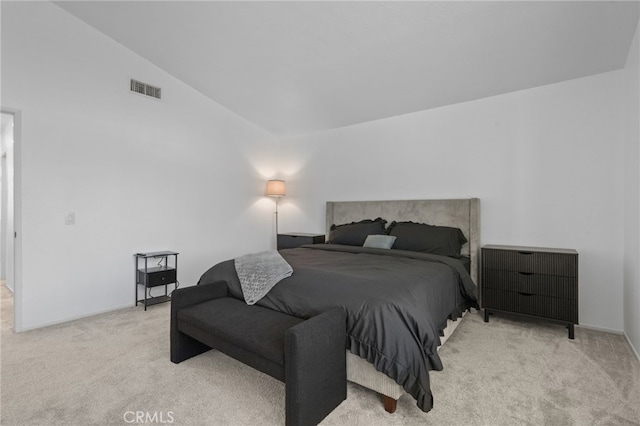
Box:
55;1;639;137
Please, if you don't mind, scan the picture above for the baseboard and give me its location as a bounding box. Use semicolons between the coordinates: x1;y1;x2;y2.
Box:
577;323;624;335
624;332;640;362
19;302;136;332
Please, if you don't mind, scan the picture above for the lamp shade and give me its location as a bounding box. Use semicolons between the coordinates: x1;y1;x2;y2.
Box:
266;180;286;197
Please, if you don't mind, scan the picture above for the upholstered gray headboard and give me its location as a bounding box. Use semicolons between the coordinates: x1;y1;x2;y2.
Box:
326;198;480;284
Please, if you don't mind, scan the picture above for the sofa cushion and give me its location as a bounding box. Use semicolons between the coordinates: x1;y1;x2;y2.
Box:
177;297;304;366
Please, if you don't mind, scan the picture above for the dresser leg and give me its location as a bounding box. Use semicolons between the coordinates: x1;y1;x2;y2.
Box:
568;323;575;340
483;309;489;322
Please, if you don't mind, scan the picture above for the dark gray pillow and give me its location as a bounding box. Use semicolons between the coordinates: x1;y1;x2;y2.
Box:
328;218;387;246
387;221;467;258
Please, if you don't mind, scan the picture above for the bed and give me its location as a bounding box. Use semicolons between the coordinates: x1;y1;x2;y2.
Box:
197;198;480;413
325;198;479;413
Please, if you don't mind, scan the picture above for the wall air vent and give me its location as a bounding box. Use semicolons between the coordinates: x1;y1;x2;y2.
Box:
130;79;162;100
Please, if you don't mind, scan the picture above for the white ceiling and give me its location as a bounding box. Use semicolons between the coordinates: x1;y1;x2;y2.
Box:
55;1;640;137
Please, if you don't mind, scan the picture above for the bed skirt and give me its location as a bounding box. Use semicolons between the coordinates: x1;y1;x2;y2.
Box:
346;311;470;400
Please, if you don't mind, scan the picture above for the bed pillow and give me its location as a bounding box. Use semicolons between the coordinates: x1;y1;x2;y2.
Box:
363;234;397;249
387;221;467;258
328;218;387;246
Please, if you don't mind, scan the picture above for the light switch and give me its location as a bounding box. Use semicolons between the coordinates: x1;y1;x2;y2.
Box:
65;212;76;225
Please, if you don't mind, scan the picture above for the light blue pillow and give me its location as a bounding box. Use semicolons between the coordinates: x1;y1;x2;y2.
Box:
363;234;397;249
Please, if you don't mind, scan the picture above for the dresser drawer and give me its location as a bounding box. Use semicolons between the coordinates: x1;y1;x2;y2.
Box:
483;288;577;323
137;267;177;287
483;269;577;299
483;248;577;277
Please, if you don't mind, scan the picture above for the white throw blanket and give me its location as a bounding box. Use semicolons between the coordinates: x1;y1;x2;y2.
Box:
234;250;293;305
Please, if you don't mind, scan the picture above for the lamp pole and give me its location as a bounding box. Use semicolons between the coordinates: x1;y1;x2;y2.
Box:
274;196;280;236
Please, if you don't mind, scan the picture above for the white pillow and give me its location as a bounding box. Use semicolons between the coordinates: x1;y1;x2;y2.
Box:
363;234;397;249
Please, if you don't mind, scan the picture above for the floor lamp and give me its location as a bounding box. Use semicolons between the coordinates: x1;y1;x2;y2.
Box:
266;179;286;237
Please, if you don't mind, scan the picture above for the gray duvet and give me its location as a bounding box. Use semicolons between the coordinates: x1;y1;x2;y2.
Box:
196;244;478;412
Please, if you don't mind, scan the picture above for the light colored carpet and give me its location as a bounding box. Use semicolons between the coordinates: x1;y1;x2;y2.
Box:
1;284;639;425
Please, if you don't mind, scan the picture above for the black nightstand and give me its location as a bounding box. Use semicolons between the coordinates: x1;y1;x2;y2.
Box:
135;251;179;310
481;244;578;339
277;233;325;250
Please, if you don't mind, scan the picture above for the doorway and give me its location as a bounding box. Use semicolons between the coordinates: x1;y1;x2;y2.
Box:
1;109;21;332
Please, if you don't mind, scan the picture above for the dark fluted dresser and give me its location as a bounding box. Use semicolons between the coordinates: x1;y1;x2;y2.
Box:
481;244;578;339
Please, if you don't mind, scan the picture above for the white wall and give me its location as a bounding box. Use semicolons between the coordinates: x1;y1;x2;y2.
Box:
279;71;627;332
1;1;635;338
624;19;640;358
1;2;280;330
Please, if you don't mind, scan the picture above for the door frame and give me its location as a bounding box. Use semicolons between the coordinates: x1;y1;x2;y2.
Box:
1;108;23;332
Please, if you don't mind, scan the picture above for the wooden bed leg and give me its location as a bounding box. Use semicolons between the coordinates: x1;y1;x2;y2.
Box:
382;395;397;414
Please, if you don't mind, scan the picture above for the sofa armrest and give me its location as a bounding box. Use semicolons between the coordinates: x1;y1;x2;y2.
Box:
171;280;228;313
170;281;228;363
284;307;347;426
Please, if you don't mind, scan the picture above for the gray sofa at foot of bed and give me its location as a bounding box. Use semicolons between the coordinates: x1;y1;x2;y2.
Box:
170;280;347;426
